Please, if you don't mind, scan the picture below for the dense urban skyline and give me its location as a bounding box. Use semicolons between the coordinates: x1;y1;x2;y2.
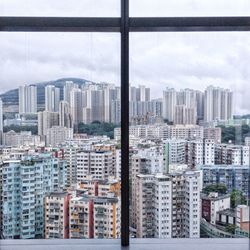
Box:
1;80;249;240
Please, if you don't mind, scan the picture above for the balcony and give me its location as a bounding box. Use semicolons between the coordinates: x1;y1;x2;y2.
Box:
0;239;248;250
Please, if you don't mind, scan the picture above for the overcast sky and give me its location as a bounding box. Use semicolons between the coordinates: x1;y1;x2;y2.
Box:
0;1;250;114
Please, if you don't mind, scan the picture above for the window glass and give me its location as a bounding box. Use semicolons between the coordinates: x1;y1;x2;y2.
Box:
131;0;250;17
0;32;121;240
0;0;120;17
129;32;250;239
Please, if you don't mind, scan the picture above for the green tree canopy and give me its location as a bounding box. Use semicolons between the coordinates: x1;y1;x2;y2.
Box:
202;184;227;195
76;122;118;139
230;189;247;208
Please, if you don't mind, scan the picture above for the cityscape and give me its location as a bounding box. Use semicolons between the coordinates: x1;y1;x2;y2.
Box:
0;80;249;239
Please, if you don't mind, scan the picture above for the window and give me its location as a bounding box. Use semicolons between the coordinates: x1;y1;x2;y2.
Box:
0;0;249;247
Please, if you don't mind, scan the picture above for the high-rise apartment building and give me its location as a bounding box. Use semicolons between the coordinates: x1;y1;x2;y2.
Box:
134;174;155;238
38;110;59;136
186;139;204;168
164;139;186;173
82;83;120;124
148;99;163;118
84;88;105;123
59;101;72;128
68;178;121;239
215;144;250;165
45;85;60;112
111;100;121;124
129;85;150;102
0;154;66;239
177;89;197;108
69;196;91;238
63;81;77;104
63;143;79;187
203;139;215;165
70;87;84;125
196;90;204;120
137;85;150;102
45;192;71;239
182;171;201;238
204;86;233;122
77;150;115;182
69;195;120;239
153;174;173;238
132;171;201;238
163;88;176;123
174;105;197;125
163;88;199;124
19;85;37;114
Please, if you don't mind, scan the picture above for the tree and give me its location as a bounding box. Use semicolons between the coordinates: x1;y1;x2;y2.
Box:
218;125;250;144
225;224;237;234
230;189;246;208
76;122;118;139
203;184;227;195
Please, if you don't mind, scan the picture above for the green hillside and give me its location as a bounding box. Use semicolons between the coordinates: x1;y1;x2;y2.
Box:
0;78;88;109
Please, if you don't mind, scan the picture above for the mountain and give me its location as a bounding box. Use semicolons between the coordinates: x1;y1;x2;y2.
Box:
0;78;89;110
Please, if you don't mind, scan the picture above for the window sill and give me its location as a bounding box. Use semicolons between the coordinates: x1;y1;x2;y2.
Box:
0;238;248;250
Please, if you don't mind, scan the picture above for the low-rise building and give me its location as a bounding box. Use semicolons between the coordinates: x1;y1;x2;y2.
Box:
3;130;42;147
201;192;231;225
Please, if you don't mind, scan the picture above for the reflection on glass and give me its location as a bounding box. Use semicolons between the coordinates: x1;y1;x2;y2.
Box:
0;32;121;239
128;32;250;238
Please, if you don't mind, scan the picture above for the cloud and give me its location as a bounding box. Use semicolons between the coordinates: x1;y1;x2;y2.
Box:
129;32;250;114
0;32;120;91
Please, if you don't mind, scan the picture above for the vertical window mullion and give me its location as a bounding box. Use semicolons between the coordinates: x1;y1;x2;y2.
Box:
121;0;130;247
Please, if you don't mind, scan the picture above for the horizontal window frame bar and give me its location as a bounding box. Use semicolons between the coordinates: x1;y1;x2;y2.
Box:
129;17;250;32
0;17;121;32
0;16;250;32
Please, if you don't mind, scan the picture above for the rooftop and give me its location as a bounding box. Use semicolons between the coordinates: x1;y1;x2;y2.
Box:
201;192;231;201
217;208;236;217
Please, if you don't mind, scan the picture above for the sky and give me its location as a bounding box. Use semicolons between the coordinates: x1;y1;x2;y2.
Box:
0;0;250;114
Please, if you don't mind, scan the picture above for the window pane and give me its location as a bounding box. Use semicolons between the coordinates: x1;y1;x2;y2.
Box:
0;0;120;17
129;32;250;239
131;0;250;17
0;32;121;240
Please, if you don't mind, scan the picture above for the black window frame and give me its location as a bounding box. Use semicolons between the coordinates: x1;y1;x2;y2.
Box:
0;0;250;246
